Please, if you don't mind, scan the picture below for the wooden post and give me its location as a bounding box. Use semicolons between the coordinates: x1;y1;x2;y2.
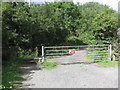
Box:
109;44;112;61
42;46;44;62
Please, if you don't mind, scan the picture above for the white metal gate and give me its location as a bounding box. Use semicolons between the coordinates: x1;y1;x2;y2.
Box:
42;45;112;62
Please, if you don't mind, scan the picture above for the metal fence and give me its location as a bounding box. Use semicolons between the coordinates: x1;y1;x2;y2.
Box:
41;45;112;62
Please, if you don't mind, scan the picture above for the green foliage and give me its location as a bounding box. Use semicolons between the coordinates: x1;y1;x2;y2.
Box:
78;2;118;45
30;2;80;46
112;38;120;61
18;47;39;58
40;61;58;69
112;54;116;61
2;2;118;60
112;38;120;53
2;59;23;89
2;2;32;60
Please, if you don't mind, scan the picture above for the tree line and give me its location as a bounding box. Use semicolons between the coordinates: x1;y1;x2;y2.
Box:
2;2;118;60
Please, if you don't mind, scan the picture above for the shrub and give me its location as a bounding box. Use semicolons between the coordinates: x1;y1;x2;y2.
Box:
18;47;39;58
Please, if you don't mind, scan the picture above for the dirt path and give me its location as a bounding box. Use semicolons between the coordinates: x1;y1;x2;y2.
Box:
47;50;94;64
21;63;118;88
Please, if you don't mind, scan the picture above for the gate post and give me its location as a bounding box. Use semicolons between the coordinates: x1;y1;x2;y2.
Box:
109;44;112;61
42;46;45;62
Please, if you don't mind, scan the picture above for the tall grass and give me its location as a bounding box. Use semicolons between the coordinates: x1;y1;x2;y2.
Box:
2;58;23;89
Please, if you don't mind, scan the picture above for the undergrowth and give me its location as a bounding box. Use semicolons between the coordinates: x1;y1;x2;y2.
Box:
1;58;23;89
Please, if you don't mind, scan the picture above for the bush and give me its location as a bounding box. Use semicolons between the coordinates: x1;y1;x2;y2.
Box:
18;47;39;58
112;38;120;61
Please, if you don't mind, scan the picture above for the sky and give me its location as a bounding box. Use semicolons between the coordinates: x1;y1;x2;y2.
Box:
27;0;119;11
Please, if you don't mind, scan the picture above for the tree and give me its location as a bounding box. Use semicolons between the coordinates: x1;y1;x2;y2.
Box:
77;2;118;45
2;2;118;60
2;2;32;60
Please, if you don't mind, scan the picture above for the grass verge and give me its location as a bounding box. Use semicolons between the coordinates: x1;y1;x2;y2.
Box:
1;58;23;89
39;61;58;70
97;60;118;67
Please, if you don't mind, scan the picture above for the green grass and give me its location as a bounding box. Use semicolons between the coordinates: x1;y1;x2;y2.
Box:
97;61;118;67
39;61;58;70
2;58;23;89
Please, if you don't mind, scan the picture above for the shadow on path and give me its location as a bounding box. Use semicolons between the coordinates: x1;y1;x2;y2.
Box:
19;61;42;88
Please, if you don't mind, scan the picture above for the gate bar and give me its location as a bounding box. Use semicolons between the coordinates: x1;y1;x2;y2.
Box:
44;45;109;48
42;46;45;62
109;44;112;61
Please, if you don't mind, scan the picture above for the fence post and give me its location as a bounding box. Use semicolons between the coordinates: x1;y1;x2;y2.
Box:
42;46;44;62
109;44;112;61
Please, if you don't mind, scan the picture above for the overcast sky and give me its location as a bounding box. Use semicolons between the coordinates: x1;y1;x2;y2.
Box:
29;0;119;11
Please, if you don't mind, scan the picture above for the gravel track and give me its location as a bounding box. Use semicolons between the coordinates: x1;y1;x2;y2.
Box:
21;63;118;88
